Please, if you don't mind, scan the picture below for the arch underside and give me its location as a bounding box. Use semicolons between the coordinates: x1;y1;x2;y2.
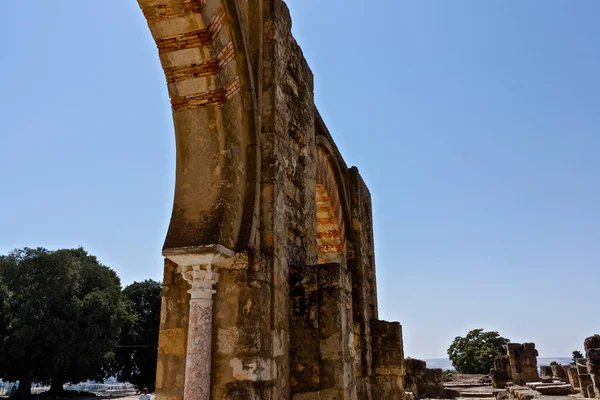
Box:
138;0;259;252
316;146;346;265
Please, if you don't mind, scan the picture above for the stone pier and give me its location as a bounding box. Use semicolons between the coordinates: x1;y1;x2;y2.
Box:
565;365;581;391
577;358;593;398
551;364;567;381
539;366;553;380
507;343;539;385
586;335;600;398
491;355;512;388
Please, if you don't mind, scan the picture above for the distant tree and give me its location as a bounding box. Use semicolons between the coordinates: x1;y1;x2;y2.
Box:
447;329;510;374
0;247;130;398
102;280;162;392
571;350;584;365
550;361;560;366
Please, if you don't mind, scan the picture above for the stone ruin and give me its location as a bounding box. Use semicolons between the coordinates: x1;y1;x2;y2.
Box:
507;343;540;385
491;355;512;389
577;357;594;398
585;335;600;398
133;0;415;399
492;336;600;399
403;358;449;399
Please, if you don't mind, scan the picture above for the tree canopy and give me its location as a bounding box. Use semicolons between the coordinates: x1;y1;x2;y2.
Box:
0;247;131;398
447;329;510;374
102;279;162;392
571;350;584;365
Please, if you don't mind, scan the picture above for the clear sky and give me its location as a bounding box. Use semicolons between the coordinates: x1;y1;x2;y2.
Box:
1;1;599;359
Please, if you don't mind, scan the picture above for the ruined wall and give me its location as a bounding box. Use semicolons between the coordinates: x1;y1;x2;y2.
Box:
577;358;594;398
491;355;511;389
371;320;404;400
136;0;405;399
507;343;539;385
585;335;600;398
403;358;446;399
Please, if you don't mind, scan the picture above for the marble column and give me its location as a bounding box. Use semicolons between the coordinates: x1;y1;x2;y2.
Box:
163;245;235;400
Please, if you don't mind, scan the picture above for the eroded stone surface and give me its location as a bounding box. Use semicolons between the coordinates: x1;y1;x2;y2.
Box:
507;343;540;385
137;1;405;399
586;335;600;398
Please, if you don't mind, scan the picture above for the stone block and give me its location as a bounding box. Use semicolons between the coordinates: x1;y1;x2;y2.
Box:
507;342;539;384
551;364;567;380
586;335;600;398
539;365;552;378
491;355;512;388
535;384;576;395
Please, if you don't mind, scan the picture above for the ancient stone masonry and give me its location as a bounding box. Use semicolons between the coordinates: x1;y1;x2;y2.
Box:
577;358;594;398
135;0;406;399
539;365;552;380
585;335;600;398
565;365;581;391
551;364;567;381
507;343;539;385
490;355;512;388
371;320;404;399
403;358;447;399
490;343;539;388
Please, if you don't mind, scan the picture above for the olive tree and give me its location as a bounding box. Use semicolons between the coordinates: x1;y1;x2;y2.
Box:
447;329;510;374
0;247;131;398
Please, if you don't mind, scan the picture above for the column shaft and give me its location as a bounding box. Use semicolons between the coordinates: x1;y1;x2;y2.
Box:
185;297;214;400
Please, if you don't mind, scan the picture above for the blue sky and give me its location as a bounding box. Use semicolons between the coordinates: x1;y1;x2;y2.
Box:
1;1;599;359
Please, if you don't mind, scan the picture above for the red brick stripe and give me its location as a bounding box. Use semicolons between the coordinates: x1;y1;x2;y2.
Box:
164;42;235;83
155;6;226;53
170;75;240;110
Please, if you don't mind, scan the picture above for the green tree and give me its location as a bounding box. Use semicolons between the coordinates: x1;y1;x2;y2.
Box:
447;329;510;374
571;350;584;365
0;247;131;398
102;280;162;392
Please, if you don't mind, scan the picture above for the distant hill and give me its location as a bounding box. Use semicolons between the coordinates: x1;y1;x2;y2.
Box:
424;357;573;371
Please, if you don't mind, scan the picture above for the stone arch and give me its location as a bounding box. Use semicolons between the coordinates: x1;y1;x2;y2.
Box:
316;145;347;265
137;0;260;253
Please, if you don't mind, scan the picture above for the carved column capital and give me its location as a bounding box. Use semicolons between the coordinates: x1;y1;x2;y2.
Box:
181;265;220;300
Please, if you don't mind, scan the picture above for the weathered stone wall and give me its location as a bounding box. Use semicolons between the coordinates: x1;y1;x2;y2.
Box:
565;365;581;391
551;364;567;381
491;355;511;388
507;343;539;384
539;365;552;379
403;358;446;399
371;320;404;400
136;0;405;399
577;358;594;398
585;335;600;398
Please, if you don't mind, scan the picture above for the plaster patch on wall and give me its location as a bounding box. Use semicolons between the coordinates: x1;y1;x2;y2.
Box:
230;357;275;382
